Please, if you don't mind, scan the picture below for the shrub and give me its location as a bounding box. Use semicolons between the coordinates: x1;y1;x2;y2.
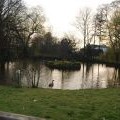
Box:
46;61;81;70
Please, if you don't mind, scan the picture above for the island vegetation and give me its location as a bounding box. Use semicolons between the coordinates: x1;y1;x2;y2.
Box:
46;61;81;70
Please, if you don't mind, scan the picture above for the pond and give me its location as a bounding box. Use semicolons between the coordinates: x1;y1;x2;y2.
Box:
0;61;120;90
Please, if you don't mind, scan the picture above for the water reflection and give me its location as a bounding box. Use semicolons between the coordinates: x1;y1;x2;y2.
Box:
107;68;120;88
0;61;120;90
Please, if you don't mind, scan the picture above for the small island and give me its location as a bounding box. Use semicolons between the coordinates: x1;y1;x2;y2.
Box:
46;61;81;70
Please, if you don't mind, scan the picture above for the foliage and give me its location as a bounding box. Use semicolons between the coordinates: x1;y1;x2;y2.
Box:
108;9;120;62
91;0;120;63
1;0;120;65
46;61;81;70
0;0;26;61
0;1;46;62
59;38;77;58
29;34;77;59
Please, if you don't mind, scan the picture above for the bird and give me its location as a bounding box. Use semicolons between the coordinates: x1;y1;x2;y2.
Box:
49;80;54;88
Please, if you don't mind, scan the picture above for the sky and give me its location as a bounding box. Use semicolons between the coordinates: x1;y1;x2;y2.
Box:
23;0;114;38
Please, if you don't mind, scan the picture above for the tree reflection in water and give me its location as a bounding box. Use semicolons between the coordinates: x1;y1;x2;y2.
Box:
12;61;43;88
0;61;120;89
107;68;120;88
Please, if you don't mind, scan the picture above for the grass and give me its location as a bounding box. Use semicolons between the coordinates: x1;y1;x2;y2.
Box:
0;86;120;120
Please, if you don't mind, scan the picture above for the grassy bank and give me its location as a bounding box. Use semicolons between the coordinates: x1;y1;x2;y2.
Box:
0;86;120;120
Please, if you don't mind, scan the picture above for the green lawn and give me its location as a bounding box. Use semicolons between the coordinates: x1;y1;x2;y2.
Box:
0;86;120;120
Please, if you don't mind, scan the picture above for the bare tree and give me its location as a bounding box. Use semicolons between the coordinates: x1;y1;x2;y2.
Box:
94;6;108;47
25;6;46;47
95;0;120;62
23;63;42;88
99;0;120;62
108;9;120;62
75;8;92;49
0;0;25;66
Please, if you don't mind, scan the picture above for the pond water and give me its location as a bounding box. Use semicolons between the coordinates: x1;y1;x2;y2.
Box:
0;61;120;90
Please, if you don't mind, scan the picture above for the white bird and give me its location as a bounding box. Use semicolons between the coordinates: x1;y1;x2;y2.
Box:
49;80;54;88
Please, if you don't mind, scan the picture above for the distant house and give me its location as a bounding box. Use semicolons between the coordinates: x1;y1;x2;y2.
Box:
80;44;108;58
89;44;108;53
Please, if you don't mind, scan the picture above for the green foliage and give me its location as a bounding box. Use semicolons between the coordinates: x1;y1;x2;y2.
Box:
46;61;81;70
29;34;77;59
59;38;76;58
0;86;120;120
105;48;118;62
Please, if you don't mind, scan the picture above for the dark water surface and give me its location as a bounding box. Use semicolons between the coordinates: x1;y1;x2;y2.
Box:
0;61;120;90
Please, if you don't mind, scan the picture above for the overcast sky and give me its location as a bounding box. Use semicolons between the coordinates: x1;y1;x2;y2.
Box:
23;0;114;37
